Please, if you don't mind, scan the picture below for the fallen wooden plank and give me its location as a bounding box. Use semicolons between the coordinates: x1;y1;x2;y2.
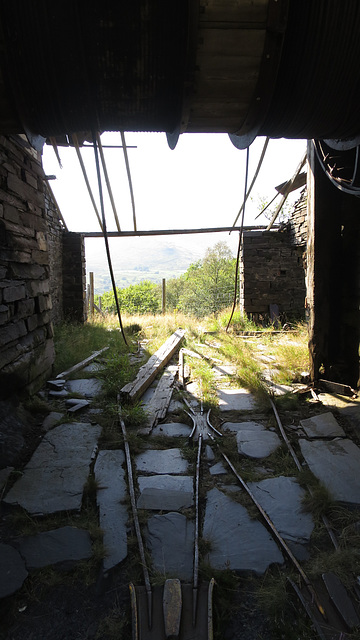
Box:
120;329;185;402
55;347;109;380
145;366;177;428
319;379;357;398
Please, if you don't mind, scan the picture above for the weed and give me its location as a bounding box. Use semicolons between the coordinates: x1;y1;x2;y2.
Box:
302;483;334;520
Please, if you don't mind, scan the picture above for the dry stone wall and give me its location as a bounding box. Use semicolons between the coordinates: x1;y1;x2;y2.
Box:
0;135;55;397
240;228;306;321
44;185;64;325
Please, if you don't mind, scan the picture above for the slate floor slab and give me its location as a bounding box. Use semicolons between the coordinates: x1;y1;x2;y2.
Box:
217;388;257;412
151;422;191;437
300;412;345;439
66;378;103;398
223;422;281;459
146;512;194;580
3;423;101;515
247;476;314;544
135;449;188;475
299;438;360;506
0;544;28;598
17;526;92;569
94;450;128;572
203;488;283;574
137;474;193;510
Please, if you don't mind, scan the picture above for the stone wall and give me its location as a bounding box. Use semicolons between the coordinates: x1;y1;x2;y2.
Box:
62;232;87;322
44;184;64;325
240;228;306;321
0;135;54;398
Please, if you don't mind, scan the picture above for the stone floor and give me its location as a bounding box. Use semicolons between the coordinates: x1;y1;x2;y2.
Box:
1;345;360;621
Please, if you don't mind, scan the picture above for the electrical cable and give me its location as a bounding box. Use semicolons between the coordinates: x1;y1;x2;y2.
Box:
92;130;128;346
226;146;250;333
231;137;269;230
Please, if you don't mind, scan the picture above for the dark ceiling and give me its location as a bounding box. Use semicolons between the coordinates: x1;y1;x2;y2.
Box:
0;1;359;148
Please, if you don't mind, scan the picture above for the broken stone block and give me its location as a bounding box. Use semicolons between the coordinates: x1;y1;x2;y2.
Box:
65;378;103;398
217;388;257;412
42;412;64;432
137;474;193;510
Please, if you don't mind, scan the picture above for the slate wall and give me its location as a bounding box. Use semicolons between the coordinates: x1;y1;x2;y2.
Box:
0;135;55;397
240;228;306;321
62;232;87;322
44;184;64;325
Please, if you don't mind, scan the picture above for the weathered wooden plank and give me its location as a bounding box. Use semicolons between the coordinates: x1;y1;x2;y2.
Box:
145;366;177;428
120;329;185;402
55;347;109;380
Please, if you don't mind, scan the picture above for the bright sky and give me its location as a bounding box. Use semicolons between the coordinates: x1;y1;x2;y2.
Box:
42;133;306;259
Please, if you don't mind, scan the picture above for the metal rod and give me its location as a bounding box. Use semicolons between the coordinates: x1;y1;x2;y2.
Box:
72;132;103;232
269;396;339;550
120;131;137;231
96;132;121;232
82;225;261;238
206;409;223;437
193;433;202;625
119;407;152;629
185;409;197;439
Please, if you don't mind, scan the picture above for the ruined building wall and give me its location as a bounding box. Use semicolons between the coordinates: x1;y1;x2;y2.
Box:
240;227;306;321
0;135;55;397
44;184;64;325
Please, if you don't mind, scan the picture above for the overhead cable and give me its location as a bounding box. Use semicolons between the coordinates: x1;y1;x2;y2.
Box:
231;137;269;230
72;133;103;232
226;146;250;332
96;133;121;232
120;131;137;231
92;131;128;346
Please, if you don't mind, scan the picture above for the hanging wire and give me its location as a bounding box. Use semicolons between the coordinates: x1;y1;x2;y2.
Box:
120;131;137;231
92;131;128;346
230;137;269;230
226;146;250;332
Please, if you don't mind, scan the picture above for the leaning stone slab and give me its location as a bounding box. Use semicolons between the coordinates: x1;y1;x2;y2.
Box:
235;423;281;459
299;438;360;506
17;526;92;569
66;378;103;398
209;462;227;475
0;466;13;492
137;474;193;510
203;488;283;575
151;422;191;437
0;543;28;597
217;388;257;412
94;450;128;572
135;449;188;475
248;476;314;544
146;512;194;580
300;412;345;439
3;423;101;515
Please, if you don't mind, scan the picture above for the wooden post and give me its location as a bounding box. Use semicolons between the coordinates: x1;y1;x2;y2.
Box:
89;272;94;318
162;278;166;314
99;296;102;311
86;283;90;316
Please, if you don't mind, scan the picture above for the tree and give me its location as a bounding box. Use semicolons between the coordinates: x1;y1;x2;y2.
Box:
95;281;161;315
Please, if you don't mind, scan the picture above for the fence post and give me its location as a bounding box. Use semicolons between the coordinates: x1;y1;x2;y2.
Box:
162;278;166;314
89;272;94;317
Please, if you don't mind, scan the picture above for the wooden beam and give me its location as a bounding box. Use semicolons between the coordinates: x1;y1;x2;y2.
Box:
145;365;177;427
120;329;185;402
55;347;109;379
82;225;278;238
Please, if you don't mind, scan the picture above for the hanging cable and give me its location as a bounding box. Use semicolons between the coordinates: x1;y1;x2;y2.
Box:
96;132;121;232
231;137;269;231
226;146;250;333
92;131;128;346
72;133;104;232
120;131;137;232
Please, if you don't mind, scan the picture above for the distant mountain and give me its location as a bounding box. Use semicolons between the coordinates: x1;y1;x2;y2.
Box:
85;236;205;293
